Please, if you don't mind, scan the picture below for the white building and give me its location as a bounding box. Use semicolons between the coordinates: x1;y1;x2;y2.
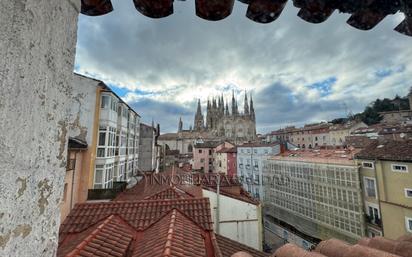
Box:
202;187;263;250
94;86;140;189
237;143;281;201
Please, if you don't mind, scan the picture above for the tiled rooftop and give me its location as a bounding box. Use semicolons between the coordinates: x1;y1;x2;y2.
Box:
59;215;134;257
272;236;412;257
133;209;209;257
58;167;268;257
355;140;412;162
269;149;359;165
59;198;213;237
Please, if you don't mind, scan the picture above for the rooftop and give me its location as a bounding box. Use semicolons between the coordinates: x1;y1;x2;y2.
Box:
355;140;412;162
195;140;225;148
273;235;412;257
238;142;279;148
58;167;267;257
216;147;237;154
268;149;359;166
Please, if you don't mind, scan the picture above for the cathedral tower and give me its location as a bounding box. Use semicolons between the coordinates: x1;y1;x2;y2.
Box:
178;117;183;132
244;90;249;115
194;99;204;131
250;93;255;121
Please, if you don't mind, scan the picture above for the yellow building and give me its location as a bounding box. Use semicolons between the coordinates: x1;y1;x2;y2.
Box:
356;140;412;239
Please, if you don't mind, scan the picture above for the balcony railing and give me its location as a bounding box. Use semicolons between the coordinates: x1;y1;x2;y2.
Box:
365;214;382;227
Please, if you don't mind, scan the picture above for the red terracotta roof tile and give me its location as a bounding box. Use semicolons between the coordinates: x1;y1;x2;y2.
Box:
58;215;134;257
60;198;213;240
355;140;412;162
273;237;412;257
133;209;208;257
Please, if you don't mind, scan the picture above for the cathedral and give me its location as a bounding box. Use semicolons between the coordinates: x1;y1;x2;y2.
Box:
179;91;257;144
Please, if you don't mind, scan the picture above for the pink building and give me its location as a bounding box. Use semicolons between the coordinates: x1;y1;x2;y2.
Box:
193;141;234;173
215;147;237;176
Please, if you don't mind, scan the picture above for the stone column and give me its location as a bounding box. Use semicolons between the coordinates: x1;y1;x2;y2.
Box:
0;1;80;256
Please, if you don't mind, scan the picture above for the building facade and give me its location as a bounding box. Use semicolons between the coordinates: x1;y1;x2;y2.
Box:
161;91;256;151
71;74;144;190
60;138;88;222
263;149;366;244
237;143;281;200
203;187;263;250
329;121;367;146
193;141;234;172
138;123;157;172
214;147;237;176
356;140;412;239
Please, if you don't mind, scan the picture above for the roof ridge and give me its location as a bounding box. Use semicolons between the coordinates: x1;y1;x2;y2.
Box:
162;209;177;256
65;215;116;257
143;186;183;200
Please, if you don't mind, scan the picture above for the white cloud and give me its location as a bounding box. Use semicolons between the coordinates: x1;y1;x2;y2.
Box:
75;0;412;133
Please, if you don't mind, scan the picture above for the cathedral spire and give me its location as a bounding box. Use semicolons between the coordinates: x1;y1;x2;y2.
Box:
196;99;202;115
178;117;183;132
231;90;236;116
194;99;204;131
225;102;229;116
250;93;255;121
244;90;249;115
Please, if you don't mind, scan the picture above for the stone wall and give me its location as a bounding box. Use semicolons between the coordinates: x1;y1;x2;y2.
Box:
0;1;80;256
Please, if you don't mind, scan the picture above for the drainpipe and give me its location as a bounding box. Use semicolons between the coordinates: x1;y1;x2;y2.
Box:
216;174;220;234
69;153;76;212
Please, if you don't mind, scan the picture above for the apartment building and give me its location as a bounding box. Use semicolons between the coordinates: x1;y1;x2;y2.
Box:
214;147;237;176
237;143;281;200
70;73;142;191
329;120;367;146
356;140;412;239
263;149;366;245
93;90;140;189
289;123;331;148
193;140;234;172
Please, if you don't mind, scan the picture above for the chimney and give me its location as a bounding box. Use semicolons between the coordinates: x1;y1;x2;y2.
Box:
280;142;288;154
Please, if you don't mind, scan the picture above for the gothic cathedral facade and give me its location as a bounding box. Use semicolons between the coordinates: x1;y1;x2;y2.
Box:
178;91;256;144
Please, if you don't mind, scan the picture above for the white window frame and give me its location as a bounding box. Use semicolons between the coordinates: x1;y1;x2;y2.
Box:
365;202;380;219
405;217;412;233
367;227;382;237
405;188;412;198
362;161;374;169
391;164;408;173
364;177;378;199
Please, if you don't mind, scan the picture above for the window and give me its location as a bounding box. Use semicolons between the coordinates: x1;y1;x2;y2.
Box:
364;177;377;198
392;164;408;173
253;149;257;154
209;149;212;155
98;132;106;146
365;202;380;226
405;188;412;198
94;165;104;189
101;95;110;109
199;149;202;154
406;217;412;233
362;161;374;169
200;158;204;163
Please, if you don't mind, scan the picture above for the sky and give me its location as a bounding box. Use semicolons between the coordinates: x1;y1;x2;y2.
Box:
74;0;412;134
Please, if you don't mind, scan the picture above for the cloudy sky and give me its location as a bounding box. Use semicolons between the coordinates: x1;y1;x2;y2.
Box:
75;0;411;134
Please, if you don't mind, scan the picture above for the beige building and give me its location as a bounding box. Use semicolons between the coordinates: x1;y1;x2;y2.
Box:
329;121;367;146
356;140;412;239
60;138;88;222
289;123;332;148
263;149;365;244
